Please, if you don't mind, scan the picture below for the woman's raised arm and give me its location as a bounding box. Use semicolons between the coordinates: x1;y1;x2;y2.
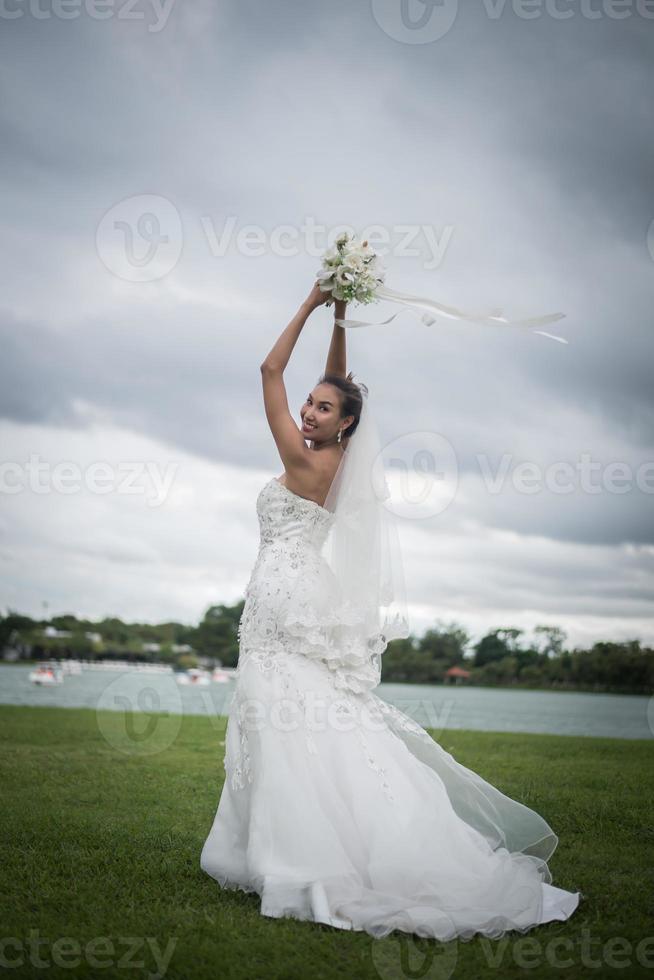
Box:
259;283;330;472
324;299;347;378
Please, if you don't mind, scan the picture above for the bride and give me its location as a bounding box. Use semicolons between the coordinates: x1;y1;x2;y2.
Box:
200;283;582;941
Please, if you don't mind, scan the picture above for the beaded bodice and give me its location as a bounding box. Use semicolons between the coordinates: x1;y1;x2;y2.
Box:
256;477;334;550
236;478;336;662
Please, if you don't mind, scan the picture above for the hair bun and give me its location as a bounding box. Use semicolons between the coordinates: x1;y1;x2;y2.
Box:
346;372;369;397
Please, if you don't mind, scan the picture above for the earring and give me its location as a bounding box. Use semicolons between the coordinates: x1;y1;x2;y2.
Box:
337;429;342;443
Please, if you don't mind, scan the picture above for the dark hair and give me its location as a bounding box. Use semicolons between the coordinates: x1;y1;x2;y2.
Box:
316;371;368;439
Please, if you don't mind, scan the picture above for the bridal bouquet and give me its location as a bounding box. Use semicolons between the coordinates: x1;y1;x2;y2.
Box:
316;231;569;344
316;232;386;305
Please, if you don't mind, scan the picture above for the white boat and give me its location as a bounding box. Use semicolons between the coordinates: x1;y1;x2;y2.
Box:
29;663;64;685
176;668;211;686
77;660;173;674
212;668;233;684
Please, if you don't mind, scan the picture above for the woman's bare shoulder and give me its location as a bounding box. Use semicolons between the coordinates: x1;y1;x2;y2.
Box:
277;453;343;508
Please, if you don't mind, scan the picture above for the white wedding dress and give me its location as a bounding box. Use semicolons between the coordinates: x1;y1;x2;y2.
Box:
200;476;582;941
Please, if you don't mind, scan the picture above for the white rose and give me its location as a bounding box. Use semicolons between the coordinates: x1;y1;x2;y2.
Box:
343;253;364;273
335;266;354;286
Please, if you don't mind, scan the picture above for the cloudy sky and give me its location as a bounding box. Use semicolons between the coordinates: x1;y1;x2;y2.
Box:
1;0;653;651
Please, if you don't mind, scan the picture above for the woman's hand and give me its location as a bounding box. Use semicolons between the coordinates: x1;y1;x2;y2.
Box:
304;281;333;311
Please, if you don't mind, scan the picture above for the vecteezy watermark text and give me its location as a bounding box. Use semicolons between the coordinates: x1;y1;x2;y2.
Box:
200;216;453;270
95;197;454;282
379;434;654;521
477;452;654;496
0;931;177;975
0;455;179;507
0;0;176;32
370;927;654;980
371;0;654;46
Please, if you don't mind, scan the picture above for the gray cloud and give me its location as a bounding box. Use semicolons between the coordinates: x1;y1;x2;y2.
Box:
0;1;652;638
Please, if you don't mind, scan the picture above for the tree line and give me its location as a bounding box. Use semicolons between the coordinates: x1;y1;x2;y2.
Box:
1;607;652;695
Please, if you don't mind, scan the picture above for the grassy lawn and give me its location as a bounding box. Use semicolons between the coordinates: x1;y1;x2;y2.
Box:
1;704;653;979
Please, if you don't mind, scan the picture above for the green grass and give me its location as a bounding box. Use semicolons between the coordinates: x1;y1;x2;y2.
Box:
1;705;653;980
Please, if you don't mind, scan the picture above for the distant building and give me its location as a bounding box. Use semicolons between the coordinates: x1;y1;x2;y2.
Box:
142;642;161;653
444;665;472;685
85;632;102;644
172;643;194;654
43;627;72;639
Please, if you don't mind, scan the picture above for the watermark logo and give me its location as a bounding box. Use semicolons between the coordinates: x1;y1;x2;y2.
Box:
95;209;454;279
234;691;452;738
0;0;177;33
96;194;182;282
377;431;459;520
647;217;654;265
476;451;654;496
0;455;179;508
370;925;459;978
374;433;654;523
200;217;453;269
647;694;654;737
370;0;654;45
96;673;183;756
479;0;654;22
371;0;459;43
0;931;177;975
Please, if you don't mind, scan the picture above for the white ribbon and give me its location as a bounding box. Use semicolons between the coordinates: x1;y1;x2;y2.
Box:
331;283;569;345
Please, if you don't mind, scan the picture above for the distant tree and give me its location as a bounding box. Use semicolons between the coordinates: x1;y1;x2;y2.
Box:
496;628;523;652
519;664;544;686
68;633;90;658
192;602;243;667
473;630;511;667
51;614;80;631
512;646;539;672
96;617;132;645
0;612;37;651
533;625;566;658
3;606;651;693
475;655;519;686
417;621;470;663
382;622;471;683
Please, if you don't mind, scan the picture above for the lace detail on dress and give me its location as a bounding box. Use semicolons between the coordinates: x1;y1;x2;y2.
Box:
229;696;253;791
226;476;411;799
236;477;334;664
235;479;398;696
227;679;399;801
375;697;435;741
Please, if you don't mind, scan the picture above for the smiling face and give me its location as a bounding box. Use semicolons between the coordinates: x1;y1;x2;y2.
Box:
300;383;353;445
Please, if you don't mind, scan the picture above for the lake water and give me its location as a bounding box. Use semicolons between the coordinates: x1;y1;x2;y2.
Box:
1;665;651;740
